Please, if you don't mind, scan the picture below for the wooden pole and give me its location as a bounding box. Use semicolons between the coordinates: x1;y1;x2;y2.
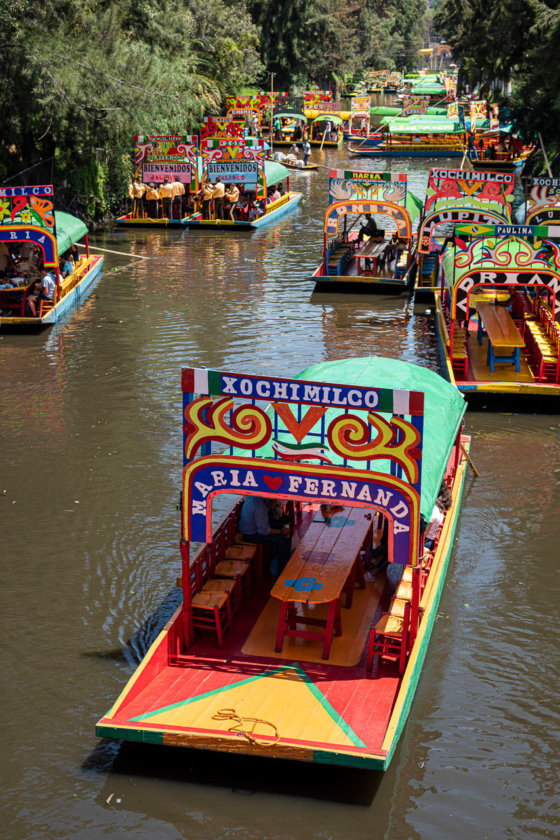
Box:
76;243;151;260
320;124;328;150
461;443;479;477
539;132;553;178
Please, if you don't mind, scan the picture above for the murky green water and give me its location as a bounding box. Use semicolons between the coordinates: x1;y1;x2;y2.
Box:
1;145;559;839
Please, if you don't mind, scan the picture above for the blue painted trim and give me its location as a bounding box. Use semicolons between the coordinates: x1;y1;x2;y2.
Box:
43;259;104;323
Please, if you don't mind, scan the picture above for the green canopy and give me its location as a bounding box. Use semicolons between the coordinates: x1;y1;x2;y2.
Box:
55;211;88;256
371;105;447;117
264;160;290;186
411;84;447;96
258;356;466;521
387;117;464;135
274;112;307;122
312;114;344;125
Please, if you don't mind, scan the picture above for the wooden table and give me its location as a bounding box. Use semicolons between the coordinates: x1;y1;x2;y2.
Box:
477;302;525;372
270;507;371;659
355;239;386;275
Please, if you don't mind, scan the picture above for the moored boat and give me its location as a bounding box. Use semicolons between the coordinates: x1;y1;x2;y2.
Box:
349;117;467;158
414;167;515;300
435;224;560;407
96;357;470;771
311;169;421;292
0;185;103;329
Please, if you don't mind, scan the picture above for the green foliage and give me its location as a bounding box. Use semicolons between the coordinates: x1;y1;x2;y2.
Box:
0;0;262;217
434;0;560;168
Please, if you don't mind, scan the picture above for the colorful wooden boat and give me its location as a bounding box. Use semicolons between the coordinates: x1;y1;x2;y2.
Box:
183;161;302;230
349;117;467;158
435;223;560;406
280;160;319;172
115;134;199;228
0;185;103;329
311;169;421;292
96;357;470;771
414;167;515;300
308;115;345;148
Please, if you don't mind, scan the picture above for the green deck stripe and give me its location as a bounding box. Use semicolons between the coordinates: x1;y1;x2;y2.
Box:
129;662;366;747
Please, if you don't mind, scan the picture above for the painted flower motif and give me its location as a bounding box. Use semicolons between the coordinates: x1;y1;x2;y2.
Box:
284;576;323;593
0;199;9;221
20;207;33;224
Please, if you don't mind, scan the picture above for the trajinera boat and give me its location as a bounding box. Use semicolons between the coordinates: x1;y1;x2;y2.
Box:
435;223;560;406
311;169;422;292
97;357;470;771
349;117;467;158
0;185;103;329
414;167;515;300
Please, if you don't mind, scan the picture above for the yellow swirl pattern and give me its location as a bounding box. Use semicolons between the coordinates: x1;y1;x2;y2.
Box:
183;396;272;460
328;412;421;484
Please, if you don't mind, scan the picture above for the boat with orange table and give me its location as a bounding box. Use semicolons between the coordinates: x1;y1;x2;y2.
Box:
0;185;103;330
435;223;560;407
96;356;470;771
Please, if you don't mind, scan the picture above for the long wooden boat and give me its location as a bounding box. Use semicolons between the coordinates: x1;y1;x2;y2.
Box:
350;116;467;158
183;189;302;231
311;169;421;293
0;185;103;330
435;224;560;407
96;357;470;771
280;160;319;172
414;167;515;301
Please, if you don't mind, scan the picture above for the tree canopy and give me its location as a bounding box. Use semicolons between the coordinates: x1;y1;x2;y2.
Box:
0;0;430;216
434;0;560;171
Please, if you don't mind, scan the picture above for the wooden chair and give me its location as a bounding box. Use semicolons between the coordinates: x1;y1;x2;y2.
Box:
191;588;232;648
212;530;253;601
202;578;240;614
366;600;410;675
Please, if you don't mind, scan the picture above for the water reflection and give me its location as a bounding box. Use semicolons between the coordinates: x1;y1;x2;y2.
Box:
0;142;558;840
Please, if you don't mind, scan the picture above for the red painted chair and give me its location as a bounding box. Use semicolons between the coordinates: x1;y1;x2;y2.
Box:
366;600;410;675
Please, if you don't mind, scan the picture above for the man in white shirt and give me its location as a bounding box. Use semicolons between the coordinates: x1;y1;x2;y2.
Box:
27;268;56;316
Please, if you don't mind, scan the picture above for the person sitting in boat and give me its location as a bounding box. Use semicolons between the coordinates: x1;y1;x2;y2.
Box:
239;496;292;576
367;516;389;574
145;183;159;218
270;185;281;202
293;123;303;142
224;183;239;220
498;288;526;320
61;252;75;278
27;268;55;316
488;143;497;159
357;213;383;244
384;231;400;265
423;482;452;550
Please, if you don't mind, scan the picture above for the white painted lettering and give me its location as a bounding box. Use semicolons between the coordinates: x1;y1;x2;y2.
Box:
320;480;336;497
357;485;372;502
303;385;321;402
243;471;258;487
256;380;270;398
194;481;213;499
222;376;238;394
340;481;357;498
192;499;207;515
374;488;393;506
210;471;227;487
304;478;319;494
390;500;409;518
347;389;361;407
288;475;303;492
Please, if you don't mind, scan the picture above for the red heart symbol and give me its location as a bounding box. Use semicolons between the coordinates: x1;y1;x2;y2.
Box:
263;475;283;491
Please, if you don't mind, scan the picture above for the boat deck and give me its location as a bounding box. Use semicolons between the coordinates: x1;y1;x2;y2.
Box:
97;445;469;770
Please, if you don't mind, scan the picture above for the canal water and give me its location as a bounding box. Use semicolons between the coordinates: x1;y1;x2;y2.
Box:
1;146;559;840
